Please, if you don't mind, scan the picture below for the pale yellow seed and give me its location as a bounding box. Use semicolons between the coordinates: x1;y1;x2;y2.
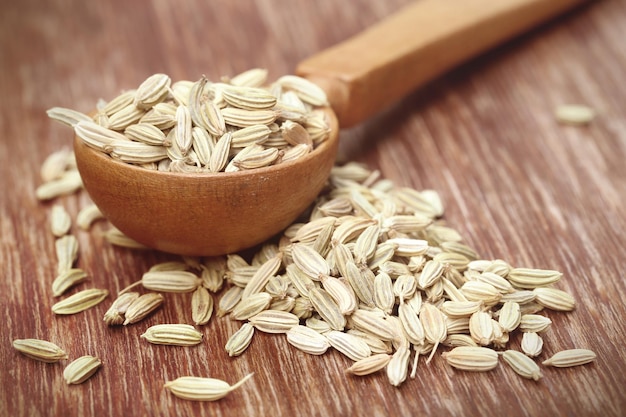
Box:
40;148;73;182
292;297;314;319
231;292;273;321
346;354;391;376
46;106;92;128
104;90;136;115
507;268;562;289
469;311;494;346
291;244;330;280
286;325;331;355
221;108;277;127
191;126;214;166
276;75;328;106
248;310;299;334
519;301;545;315
318;197;353;218
192;287;214;325
442;278;469;302
217;286;243;317
222;86;277;110
397;302;425;346
440;301;483;318
500;290;536;304
107;104;145;130
368;242;398;272
542;349;596;367
52;268;89;297
308;287;346;331
446;317;471;335
134;73;171;109
305;316;332;334
386;238;429;257
52;288;109;315
386;345;410;387
74;120;127;152
187;76;210;127
325;330;372;361
291;217;336;243
331;243;355;278
141;270;201;293
281;120;312;147
63;355;102;384
502;350;542;380
123;293;164;325
320;275;357;315
353;224;380;266
174;104;193;155
383;214;432;235
201;266;225;293
36;170;83;201
224;323;255;357
76;204;104;230
199;100;226;137
418;260;444;289
433;252;470;271
227;265;258;288
50;205;71;237
230;124;271;148
519;314;552;333
532;287;576;311
443;346;499;371
373;272;395;315
107;140;168;164
498;301;522;332
12;339;68;363
229;68;268;88
141;324;203;346
443;334;478;348
241;254;283;300
103;291;140;326
555;104;595;125
350;309;397;342
104;227;149;249
164;374;254;401
344;261;375;307
346;329;392;354
420;303;447;363
392;187;442;218
124;123;167;145
460;281;501;305
440;241;479;261
420;303;447;345
393;274;418;303
331;218;377;246
283;264;313;298
476;272;514;294
208;132;232;172
520;332;543;358
312;221;334;258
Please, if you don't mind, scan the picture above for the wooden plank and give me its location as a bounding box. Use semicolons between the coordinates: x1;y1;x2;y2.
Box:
1;0;625;416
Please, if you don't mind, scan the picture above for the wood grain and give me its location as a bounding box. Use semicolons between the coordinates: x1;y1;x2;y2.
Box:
1;0;625;416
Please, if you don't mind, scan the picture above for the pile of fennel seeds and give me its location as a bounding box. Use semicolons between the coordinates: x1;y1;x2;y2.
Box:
23;148;597;399
46;69;331;174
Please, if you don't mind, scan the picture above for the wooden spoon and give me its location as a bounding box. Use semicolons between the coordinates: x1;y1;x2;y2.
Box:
74;0;586;256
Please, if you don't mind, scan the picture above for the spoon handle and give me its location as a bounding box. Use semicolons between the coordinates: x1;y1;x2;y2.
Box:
296;0;588;128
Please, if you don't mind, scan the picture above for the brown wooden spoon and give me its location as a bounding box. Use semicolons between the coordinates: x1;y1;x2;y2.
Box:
74;0;586;256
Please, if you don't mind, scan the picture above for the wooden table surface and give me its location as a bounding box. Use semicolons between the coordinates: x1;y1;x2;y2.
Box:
1;0;625;416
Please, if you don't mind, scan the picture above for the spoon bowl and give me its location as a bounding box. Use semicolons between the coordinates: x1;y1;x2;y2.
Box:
74;109;339;256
